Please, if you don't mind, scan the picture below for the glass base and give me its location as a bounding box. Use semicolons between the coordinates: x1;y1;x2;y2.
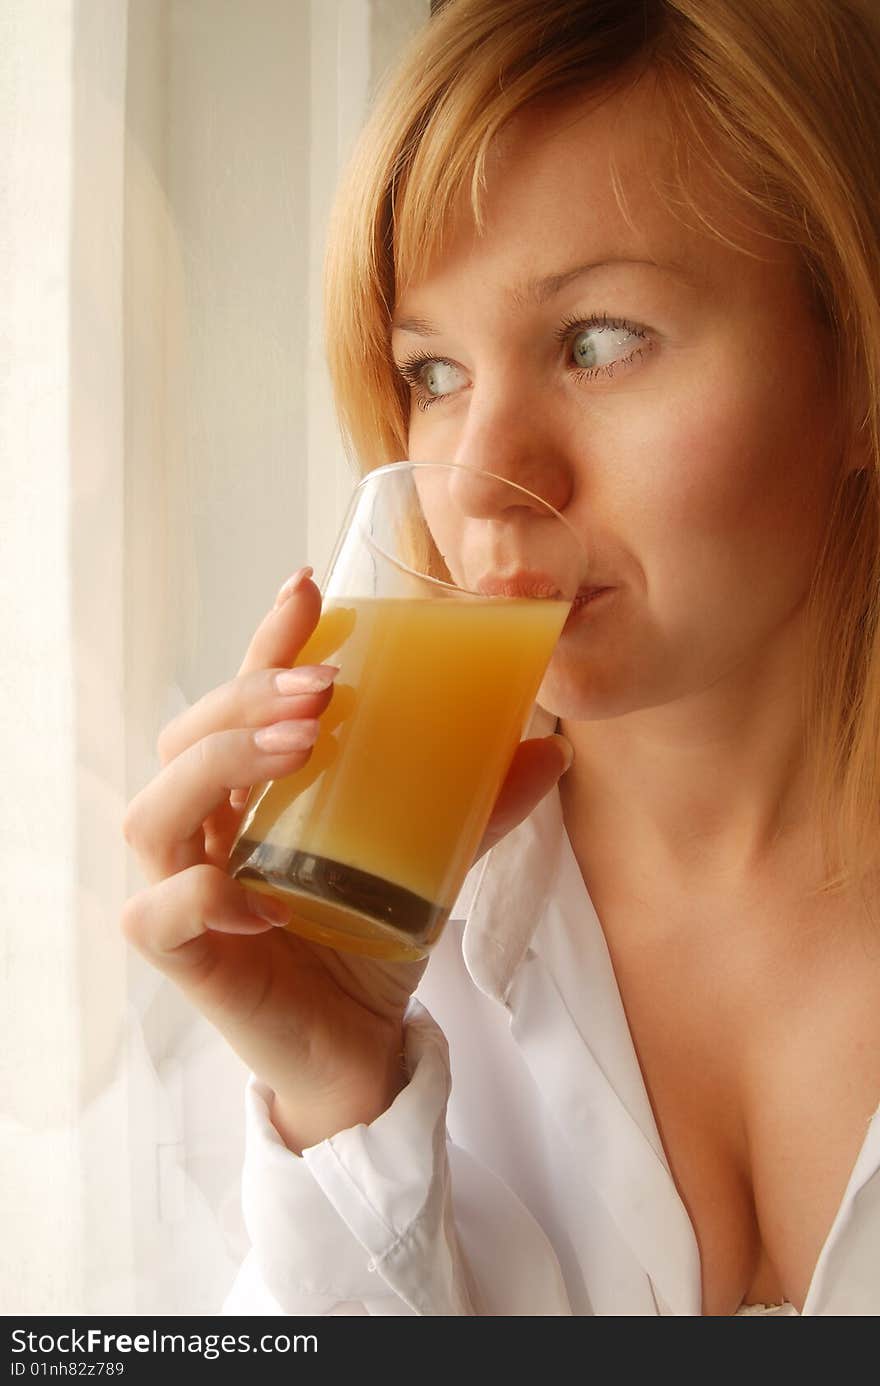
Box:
229;838;447;961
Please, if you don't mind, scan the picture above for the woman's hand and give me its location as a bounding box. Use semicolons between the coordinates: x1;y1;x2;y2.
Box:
120;568;571;1151
478;730;573;859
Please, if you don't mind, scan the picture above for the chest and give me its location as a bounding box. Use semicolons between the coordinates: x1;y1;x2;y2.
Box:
584;881;880;1315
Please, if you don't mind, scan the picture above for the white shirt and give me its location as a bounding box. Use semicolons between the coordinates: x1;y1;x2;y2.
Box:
222;707;880;1316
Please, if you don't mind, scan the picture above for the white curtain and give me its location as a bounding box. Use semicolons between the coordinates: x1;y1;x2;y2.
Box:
0;0;429;1316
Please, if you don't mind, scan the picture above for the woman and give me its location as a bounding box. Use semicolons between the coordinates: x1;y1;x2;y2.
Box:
121;0;880;1314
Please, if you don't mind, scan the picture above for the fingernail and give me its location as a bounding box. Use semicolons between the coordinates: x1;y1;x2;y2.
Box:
246;893;292;926
549;732;574;773
254;718;320;752
275;664;339;696
274;566;314;609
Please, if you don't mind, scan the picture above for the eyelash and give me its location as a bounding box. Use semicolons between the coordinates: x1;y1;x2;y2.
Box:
395;312;649;411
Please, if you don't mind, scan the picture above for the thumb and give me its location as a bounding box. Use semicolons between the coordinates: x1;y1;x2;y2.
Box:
476;733;574;861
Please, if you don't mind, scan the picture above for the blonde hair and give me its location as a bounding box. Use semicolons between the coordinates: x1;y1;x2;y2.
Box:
323;0;880;902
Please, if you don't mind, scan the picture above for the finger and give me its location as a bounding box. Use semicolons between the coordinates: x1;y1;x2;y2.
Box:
237;568;323;679
476;734;574;859
204;792;253;865
123;721;322;883
120;863;292;977
157;663;338;768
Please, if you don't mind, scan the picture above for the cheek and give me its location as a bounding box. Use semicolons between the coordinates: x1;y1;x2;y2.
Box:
612;353;838;600
407;407;460;464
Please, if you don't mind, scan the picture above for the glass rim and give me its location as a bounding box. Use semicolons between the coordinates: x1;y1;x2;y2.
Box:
353;460;588;593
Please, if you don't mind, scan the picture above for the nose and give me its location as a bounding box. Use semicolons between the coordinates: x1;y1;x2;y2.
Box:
446;384;575;521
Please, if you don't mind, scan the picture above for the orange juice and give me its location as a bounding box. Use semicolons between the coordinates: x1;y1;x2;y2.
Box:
228;596;567;958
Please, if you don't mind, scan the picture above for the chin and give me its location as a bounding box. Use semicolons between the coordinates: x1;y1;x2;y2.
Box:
536;630;665;722
536;666;627;723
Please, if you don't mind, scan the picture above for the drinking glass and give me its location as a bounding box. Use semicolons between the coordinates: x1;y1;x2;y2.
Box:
227;461;587;960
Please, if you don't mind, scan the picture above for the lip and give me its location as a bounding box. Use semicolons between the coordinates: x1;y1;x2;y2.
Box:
573;585;614;603
474;572;617;620
563;586;616;628
475;571;566;600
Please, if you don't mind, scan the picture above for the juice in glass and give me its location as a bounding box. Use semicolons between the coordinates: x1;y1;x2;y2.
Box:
228;593;568;958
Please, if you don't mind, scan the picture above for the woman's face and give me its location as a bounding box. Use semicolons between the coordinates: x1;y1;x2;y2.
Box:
390;78;849;721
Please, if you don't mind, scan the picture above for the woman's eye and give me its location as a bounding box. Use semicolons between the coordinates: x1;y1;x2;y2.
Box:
395;314;649;411
569;319;646;374
396;353;468;410
420;360;465;397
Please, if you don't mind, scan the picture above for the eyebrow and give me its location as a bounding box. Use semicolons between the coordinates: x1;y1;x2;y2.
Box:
392;256;694;334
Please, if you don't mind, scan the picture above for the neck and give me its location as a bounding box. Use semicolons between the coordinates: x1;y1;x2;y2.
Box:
558;611;816;892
